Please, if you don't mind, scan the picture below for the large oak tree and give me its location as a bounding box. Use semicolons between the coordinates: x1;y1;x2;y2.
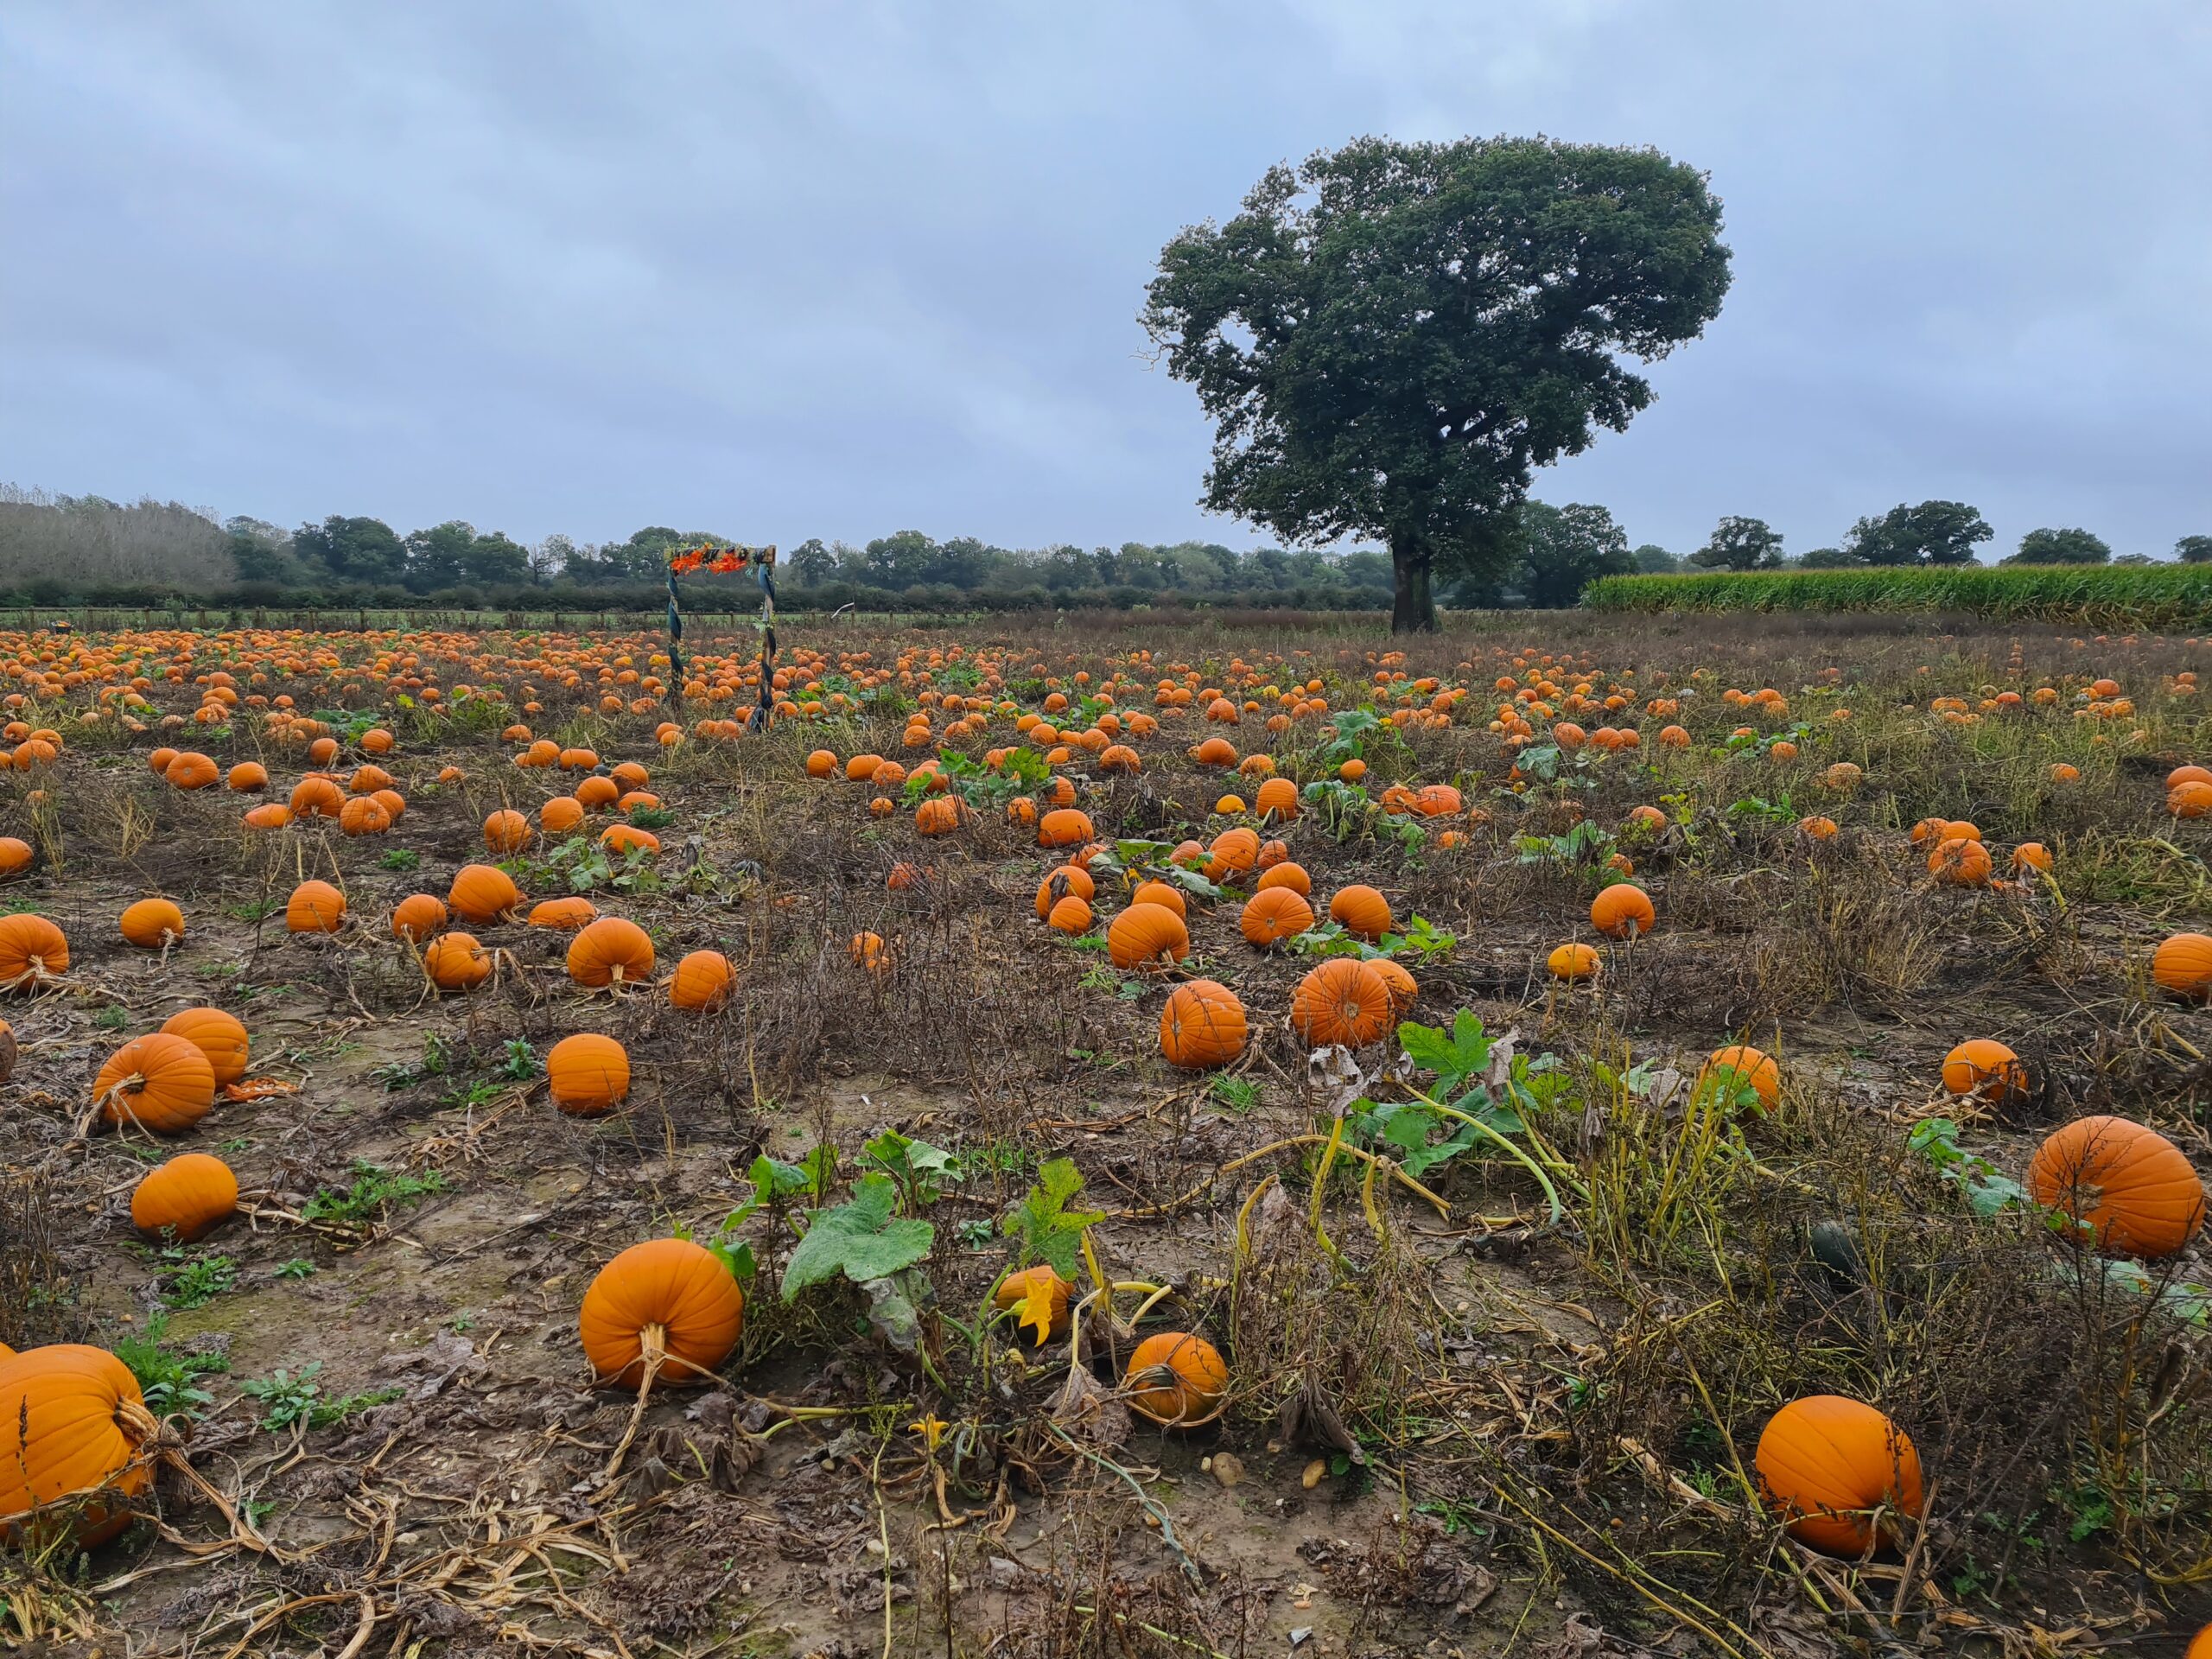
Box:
1142;136;1731;632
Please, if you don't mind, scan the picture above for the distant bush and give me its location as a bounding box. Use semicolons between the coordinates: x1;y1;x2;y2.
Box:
1583;564;2212;628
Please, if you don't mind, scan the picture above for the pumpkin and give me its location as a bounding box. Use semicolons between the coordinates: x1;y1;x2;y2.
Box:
149;747;179;776
391;893;449;941
541;796;586;834
1328;884;1393;942
1255;777;1300;818
915;797;962;836
119;899;184;949
423;932;492;992
2170;780;2212;818
448;864;523;925
1046;895;1093;934
226;761;268;791
993;1265;1072;1344
670;950;735;1012
567;918;655;989
1033;864;1097;918
159;1007;250;1084
1700;1044;1780;1110
1941;1039;2024;1103
483;810;533;855
130;1153;238;1243
163;751;218;789
1255;861;1312;898
601;823;660;856
579;1238;743;1389
1800;815;1839;841
2167;765;2212;790
528;897;599;931
1928;836;1992;886
805;749;837;779
2151;932;2212;999
289;776;344;818
1590;884;1656;939
1548;942;1600;982
0;1016;15;1084
849;931;892;972
1123;1332;1228;1426
2010;841;2052;874
1160;980;1248;1069
93;1033;216;1134
548;1032;631;1116
0;1345;157;1547
1205;826;1261;882
346;764;393;795
285;880;346;933
844;753;885;782
2190;1626;2211;1659
0;913;69;989
0;836;32;874
1754;1395;1923;1556
558;747;601;772
1240;886;1313;948
575;775;620;810
338;795;392;836
2027;1116;2205;1259
1106;903;1190;969
1128;880;1185;918
1038;808;1095;848
1369;957;1418;1016
1215;793;1248;815
1290;958;1394;1048
242;803;293;830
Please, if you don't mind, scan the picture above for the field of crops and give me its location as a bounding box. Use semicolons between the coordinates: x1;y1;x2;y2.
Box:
1585;563;2212;628
1;610;2209;1656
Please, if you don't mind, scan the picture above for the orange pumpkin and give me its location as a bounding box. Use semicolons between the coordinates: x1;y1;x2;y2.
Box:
670;949;735;1012
0;836;33;874
423;932;492;992
1239;886;1313;947
163;751;218;790
1590;883;1655;938
285;880;346;933
391;893;449;942
1255;777;1300;818
1255;861;1312;898
130;1153;238;1242
915;796;963;836
1548;942;1600;982
575;775;620;810
93;1033;216;1134
578;1238;743;1389
1928;836;1992;886
2151;931;2212;999
2027;1116;2205;1259
1033;865;1097;918
1700;1044;1780;1110
850;931;892;973
1046;894;1094;934
1130;880;1187;918
1327;884;1392;942
448;863;522;925
1123;1332;1228;1426
241;803;294;830
159;1007;250;1085
483;810;533;855
548;1032;631;1115
567;918;656;989
1941;1039;2024;1103
0;1345;157;1547
1755;1395;1923;1556
1290;958;1393;1048
337;795;392;836
289;776;344;818
805;749;837;779
1106;902;1190;969
2169;780;2212;818
528;897;599;931
226;761;268;792
994;1265;1072;1344
119;899;184;949
541;796;586;834
1038;808;1094;848
1368;957;1417;1017
1159;980;1248;1069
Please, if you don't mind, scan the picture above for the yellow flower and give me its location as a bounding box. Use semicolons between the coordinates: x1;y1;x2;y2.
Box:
908;1415;950;1452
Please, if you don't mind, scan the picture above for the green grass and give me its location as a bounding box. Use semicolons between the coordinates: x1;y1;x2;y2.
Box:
1584;563;2212;627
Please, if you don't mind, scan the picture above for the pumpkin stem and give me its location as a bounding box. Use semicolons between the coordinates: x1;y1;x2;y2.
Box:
596;1322;669;1490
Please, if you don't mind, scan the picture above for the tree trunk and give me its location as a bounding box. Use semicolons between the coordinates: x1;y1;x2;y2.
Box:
1390;538;1437;634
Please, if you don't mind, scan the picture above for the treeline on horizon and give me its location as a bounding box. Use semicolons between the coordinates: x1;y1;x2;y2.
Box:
0;486;1395;614
3;484;2204;617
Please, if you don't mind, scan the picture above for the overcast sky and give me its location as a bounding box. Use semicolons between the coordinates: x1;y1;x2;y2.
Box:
3;3;2207;563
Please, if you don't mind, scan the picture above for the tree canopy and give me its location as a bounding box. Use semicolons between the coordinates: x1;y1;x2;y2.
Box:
1142;135;1731;632
2005;526;2112;566
1841;500;1993;567
1688;516;1783;570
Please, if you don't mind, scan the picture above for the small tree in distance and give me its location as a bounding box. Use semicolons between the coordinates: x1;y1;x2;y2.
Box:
2175;536;2212;564
2005;527;2111;566
1843;501;1993;567
1688;516;1783;571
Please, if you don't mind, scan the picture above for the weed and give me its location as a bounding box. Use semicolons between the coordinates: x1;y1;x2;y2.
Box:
301;1163;447;1226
